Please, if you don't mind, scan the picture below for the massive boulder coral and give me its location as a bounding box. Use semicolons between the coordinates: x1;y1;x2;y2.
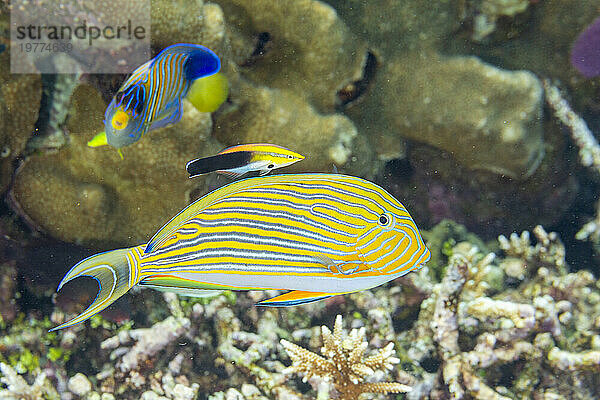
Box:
0;52;42;194
151;0;228;54
11;84;221;246
216;0;369;113
320;0;578;233
335;0;545;179
214;82;376;174
210;0;377;172
373;54;544;177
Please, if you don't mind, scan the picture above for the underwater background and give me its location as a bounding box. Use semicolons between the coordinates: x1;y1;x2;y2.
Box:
1;0;600;398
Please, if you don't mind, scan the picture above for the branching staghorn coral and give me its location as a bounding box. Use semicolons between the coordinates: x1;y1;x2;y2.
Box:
498;225;566;274
101;315;191;374
547;348;600;372
280;315;410;400
576;199;600;242
0;362;59;400
543;80;600;174
402;226;600;400
543;80;600;245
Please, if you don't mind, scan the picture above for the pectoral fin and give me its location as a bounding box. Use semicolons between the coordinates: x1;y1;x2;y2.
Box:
313;255;361;275
256;290;335;306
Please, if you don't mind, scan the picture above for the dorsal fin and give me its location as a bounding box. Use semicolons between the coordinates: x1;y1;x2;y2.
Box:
144;174;358;254
150;43;220;81
145;175;277;253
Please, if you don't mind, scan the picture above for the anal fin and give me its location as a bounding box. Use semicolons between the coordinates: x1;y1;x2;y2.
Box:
256;290;335;307
140;283;223;299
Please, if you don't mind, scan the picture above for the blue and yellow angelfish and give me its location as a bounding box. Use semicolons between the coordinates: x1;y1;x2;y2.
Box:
103;43;221;149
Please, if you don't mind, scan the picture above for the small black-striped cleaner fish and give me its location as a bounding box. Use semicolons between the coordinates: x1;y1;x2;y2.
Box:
186;143;305;179
102;43;221;149
51;174;430;331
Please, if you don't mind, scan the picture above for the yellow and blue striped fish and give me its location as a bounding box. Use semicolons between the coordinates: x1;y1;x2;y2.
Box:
186;143;305;178
104;43;220;149
50;174;430;331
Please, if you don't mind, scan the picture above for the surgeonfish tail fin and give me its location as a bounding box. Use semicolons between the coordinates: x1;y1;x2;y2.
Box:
50;246;142;332
185;45;221;81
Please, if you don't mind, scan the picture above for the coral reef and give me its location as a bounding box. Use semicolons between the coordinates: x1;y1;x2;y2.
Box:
2;220;600;399
9;0;591;243
320;0;576;235
2;1;600;400
213;82;372;173
362;53;545;178
212;0;377;173
0;51;42;194
0;363;59;400
219;0;368;114
101;314;191;374
280;314;410;399
11;84;222;246
332;0;545;178
151;0;228;54
400;226;600;399
470;0;531;42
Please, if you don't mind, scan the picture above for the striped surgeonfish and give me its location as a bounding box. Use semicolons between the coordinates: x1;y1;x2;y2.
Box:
103;43;220;149
50;174;430;331
186;143;305;179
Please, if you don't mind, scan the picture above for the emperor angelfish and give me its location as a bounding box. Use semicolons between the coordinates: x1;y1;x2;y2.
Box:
104;43;220;148
186;143;305;179
51;174;430;331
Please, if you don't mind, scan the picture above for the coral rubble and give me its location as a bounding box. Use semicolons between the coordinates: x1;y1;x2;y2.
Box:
401;226;600;399
0;363;59;400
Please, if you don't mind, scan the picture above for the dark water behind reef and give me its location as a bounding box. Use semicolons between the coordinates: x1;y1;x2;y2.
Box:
2;1;600;399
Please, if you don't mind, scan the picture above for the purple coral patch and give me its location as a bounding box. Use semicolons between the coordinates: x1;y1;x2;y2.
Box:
571;16;600;78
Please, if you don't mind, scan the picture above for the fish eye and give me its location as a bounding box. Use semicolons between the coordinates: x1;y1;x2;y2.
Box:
378;213;390;226
111;110;130;131
268;164;275;169
288;155;293;159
